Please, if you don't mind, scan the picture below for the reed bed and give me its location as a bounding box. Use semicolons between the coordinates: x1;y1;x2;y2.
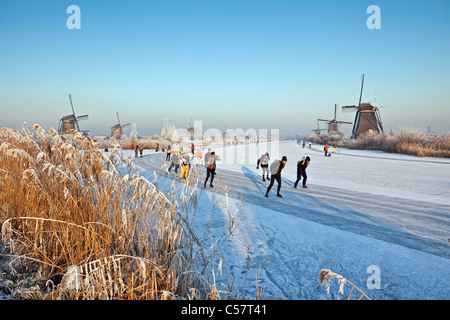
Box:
0;123;222;300
96;136;171;151
308;128;450;158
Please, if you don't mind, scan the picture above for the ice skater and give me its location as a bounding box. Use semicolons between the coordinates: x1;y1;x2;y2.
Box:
204;148;212;168
195;148;203;165
294;156;310;189
265;156;287;198
204;151;216;187
135;145;140;158
257;152;270;181
166;146;171;161
167;149;180;174
180;156;189;179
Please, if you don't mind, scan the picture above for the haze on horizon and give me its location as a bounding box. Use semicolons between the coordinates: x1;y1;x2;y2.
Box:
1;0;449;137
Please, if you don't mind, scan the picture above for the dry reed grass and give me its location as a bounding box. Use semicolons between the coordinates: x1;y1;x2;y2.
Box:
1;123;385;300
0;123;226;300
308;127;450;158
96;136;171;150
319;269;371;300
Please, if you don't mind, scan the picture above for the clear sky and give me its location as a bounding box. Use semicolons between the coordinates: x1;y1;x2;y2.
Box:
0;0;449;136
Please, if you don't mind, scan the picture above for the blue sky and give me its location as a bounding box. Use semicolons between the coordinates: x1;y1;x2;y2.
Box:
0;0;449;136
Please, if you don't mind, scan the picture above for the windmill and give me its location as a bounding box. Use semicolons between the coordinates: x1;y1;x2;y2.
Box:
342;74;384;139
111;112;131;138
58;94;89;136
317;104;353;134
187;118;195;140
312;120;327;136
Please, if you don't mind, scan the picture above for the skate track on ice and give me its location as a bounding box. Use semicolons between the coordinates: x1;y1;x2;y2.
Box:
134;151;450;259
133;150;450;299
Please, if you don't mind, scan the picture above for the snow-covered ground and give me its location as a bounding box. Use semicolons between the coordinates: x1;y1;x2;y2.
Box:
127;140;450;300
211;140;450;206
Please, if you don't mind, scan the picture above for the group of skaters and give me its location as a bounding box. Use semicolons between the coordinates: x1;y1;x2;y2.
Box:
323;143;337;156
161;143;312;199
131;144;144;158
298;140;337;156
258;153;311;199
128;138;350;199
297;140;312;149
164;144;215;183
263;141;341;197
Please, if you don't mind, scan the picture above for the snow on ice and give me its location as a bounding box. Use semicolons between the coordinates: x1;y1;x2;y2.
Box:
124;140;450;300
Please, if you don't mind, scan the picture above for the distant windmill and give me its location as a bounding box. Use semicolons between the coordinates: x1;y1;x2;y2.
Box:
312;120;327;136
58;94;89;135
187;118;195;140
318;104;353;134
111;112;131;138
342;74;384;139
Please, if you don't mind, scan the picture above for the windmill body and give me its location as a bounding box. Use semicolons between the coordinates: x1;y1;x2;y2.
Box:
58;115;76;133
58;94;89;136
111;112;131;138
342;75;384;139
347;103;384;138
111;124;123;138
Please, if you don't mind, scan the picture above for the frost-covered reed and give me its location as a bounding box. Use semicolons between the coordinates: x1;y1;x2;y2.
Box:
0;123;223;300
308;127;450;158
319;269;371;300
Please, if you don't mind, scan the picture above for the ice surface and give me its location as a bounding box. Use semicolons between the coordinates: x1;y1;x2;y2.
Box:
126;140;450;300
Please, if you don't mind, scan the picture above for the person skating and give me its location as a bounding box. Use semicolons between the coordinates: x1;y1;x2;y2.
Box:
195;148;203;165
135;145;140;158
257;152;270;181
265;156;287;198
204;148;212;168
184;150;191;168
324;144;329;156
294;156;310;189
167;149;180;174
166;146;171;161
204;151;216;187
180;156;189;179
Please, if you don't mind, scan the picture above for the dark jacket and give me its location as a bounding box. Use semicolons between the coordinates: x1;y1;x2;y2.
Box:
297;157;309;172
